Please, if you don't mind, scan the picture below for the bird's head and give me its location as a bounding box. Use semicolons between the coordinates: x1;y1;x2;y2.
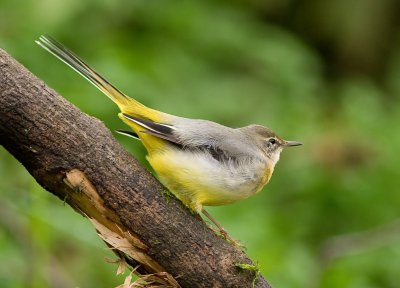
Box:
244;124;302;164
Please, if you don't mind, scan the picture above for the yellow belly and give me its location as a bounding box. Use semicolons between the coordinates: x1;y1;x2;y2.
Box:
147;148;274;213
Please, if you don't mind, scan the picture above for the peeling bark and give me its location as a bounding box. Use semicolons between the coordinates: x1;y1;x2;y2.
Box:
0;48;272;288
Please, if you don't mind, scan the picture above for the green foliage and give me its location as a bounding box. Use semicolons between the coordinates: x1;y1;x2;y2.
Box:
2;0;400;287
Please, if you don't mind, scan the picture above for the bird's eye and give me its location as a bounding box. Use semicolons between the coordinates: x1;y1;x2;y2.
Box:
269;138;277;145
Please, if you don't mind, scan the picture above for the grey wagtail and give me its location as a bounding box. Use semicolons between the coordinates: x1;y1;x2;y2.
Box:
36;35;302;242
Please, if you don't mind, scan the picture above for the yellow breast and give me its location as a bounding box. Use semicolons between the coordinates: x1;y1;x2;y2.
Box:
255;162;275;193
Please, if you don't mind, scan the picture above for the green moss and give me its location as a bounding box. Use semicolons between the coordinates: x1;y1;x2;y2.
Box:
161;189;175;204
62;194;69;206
149;239;162;245
235;262;260;288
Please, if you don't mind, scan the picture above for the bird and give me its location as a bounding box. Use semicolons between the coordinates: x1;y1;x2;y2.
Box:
36;35;302;243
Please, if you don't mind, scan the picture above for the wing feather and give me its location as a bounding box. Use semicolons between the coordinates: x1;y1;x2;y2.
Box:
121;113;181;144
120;114;241;163
115;130;140;140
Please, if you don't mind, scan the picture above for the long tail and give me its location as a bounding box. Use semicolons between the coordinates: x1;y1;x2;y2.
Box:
36;35;161;121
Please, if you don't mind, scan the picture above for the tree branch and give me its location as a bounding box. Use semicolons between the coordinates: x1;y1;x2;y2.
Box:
0;48;272;288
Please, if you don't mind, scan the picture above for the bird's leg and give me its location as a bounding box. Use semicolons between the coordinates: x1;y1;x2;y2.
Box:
202;209;240;246
202;209;227;236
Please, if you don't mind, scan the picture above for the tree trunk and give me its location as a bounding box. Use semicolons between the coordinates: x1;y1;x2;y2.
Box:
0;49;272;288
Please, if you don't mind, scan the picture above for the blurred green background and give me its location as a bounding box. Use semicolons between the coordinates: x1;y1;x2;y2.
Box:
1;0;400;287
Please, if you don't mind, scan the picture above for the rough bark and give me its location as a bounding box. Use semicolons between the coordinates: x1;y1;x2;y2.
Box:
0;48;272;288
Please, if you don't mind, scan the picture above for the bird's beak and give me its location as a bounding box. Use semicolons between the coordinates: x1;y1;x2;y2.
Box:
283;140;303;147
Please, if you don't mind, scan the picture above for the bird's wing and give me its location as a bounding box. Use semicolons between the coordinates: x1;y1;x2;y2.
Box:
120;114;246;162
121;113;181;144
